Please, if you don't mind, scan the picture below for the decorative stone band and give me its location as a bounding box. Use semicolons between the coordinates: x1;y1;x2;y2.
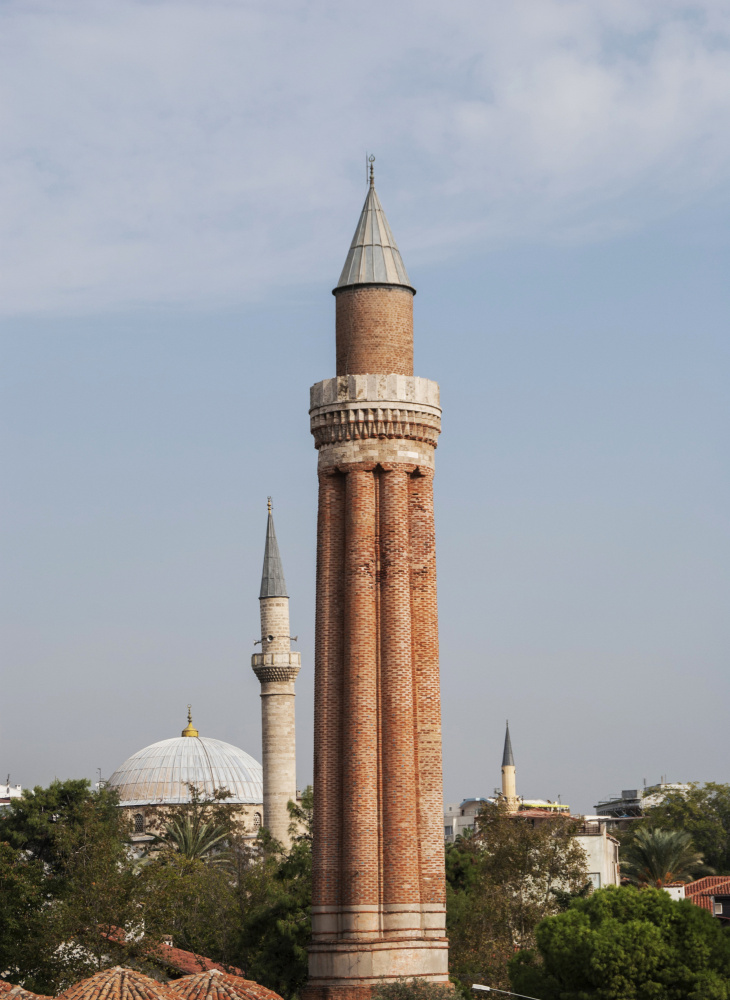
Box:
310;374;441;471
252;651;301;684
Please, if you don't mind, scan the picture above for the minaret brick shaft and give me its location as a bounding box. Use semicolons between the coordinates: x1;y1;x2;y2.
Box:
251;502;300;848
305;173;448;1000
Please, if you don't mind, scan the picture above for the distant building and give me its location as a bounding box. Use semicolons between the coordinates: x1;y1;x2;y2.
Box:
444;798;493;841
0;781;22;810
443;729;619;888
595;782;690;829
575;817;620;889
670;877;730;920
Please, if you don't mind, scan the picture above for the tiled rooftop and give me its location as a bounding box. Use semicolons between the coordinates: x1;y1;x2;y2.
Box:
149;945;243;979
682;876;730;913
684;876;730;896
57;967;175;1000
0;985;51;1000
168;970;282;1000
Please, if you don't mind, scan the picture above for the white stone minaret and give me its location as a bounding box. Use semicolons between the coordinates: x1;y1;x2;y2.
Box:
501;720;519;813
251;499;300;848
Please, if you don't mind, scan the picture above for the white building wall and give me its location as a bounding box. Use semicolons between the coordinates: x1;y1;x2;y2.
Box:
575;828;620;889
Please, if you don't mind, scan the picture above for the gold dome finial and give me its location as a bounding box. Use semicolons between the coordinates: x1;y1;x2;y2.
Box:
181;705;199;738
267;496;272;514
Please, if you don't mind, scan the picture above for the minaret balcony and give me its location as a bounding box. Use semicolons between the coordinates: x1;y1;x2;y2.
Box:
251;651;301;684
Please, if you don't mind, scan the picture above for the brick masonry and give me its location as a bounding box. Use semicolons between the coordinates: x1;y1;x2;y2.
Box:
335;286;414;377
304;283;448;1000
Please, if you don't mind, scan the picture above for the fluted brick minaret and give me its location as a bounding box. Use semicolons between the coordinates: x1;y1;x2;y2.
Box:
304;166;448;1000
251;500;300;849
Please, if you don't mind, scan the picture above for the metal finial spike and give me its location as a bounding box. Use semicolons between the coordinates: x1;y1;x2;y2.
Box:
182;705;199;737
368;154;375;187
267;496;272;514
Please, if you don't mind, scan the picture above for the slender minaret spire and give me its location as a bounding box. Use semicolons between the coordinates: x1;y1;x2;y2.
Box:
501;721;518;813
305;174;447;1000
251;499;300;848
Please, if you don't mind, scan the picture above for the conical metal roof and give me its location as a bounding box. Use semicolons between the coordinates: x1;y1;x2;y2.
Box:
335;178;414;293
259;505;288;599
502;722;515;768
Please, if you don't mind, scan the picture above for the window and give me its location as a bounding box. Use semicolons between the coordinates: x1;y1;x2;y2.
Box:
588;873;601;890
253;812;262;829
445;826;453;837
133;814;144;834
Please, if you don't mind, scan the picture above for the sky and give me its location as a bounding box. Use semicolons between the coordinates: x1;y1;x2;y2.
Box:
1;0;729;815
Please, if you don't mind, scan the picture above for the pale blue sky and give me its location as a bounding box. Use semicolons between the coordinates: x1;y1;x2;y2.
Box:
1;0;729;813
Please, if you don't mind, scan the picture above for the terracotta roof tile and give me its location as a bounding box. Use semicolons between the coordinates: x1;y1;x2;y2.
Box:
0;981;51;1000
147;946;243;979
168;970;283;1000
57;967;175;1000
683;876;730;897
681;876;730;913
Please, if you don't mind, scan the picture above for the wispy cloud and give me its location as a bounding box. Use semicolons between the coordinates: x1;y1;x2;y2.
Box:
1;0;728;313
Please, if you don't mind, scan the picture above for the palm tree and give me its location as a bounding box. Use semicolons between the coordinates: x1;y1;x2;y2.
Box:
621;827;707;888
148;814;230;864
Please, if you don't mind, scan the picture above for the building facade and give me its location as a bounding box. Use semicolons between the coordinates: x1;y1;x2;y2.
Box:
574;818;620;889
305;169;449;1000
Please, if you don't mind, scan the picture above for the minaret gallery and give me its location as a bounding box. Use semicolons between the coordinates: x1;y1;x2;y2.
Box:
305;166;448;999
251;500;301;849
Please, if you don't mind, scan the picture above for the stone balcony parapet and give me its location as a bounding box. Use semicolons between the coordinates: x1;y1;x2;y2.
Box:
251;651;301;684
309;375;442;457
310;374;440;413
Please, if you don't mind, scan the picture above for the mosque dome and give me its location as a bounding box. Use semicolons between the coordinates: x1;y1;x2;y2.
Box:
107;711;263;806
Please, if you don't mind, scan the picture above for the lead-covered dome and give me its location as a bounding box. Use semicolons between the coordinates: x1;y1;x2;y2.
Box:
107;721;263;806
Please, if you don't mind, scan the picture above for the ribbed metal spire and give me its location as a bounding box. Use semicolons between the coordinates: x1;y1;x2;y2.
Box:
259;500;288;599
335;179;414;293
502;721;515;767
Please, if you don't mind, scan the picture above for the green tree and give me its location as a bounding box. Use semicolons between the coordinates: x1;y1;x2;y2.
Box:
510;885;730;1000
371;979;454;1000
139;848;240;970
0;782;140;993
447;802;588;994
234;787;313;998
147;814;231;863
638;782;730;875
621;827;707;888
138;784;243;967
0;778;121;872
0;840;61;991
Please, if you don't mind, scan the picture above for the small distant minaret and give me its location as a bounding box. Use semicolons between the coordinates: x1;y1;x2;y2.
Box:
501;721;518;813
251;500;300;848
